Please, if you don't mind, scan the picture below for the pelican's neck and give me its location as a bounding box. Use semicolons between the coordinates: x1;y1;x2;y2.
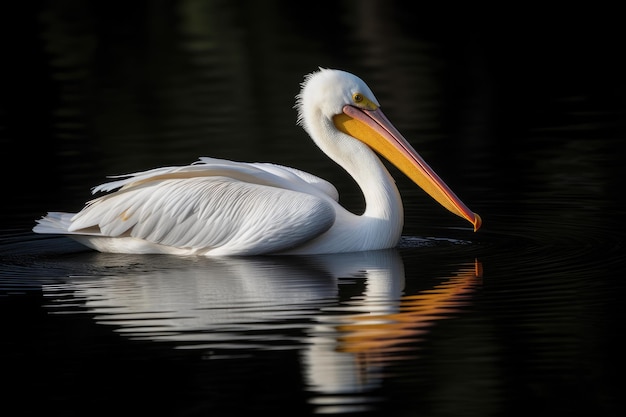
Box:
308;116;404;227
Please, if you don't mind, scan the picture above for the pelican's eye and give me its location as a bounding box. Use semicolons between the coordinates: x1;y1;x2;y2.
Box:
352;93;364;103
352;92;377;110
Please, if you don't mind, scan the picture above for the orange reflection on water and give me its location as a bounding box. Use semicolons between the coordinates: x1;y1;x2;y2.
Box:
336;260;482;361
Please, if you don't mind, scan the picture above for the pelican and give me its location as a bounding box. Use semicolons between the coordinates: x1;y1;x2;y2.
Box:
33;68;481;256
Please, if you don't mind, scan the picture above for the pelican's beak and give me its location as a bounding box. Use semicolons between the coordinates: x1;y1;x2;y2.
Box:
334;106;481;231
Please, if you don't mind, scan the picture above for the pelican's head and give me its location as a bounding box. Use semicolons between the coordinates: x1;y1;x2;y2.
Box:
296;68;481;232
296;68;380;127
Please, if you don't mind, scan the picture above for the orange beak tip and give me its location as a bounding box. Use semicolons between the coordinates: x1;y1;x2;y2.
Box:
473;213;482;232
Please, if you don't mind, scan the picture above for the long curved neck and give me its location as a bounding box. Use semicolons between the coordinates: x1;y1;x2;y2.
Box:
307;116;404;227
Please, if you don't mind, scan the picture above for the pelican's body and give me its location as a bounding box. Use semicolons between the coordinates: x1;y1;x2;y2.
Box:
34;69;480;256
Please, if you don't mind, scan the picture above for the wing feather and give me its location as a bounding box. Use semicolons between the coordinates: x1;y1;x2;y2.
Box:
250;162;339;201
93;157;339;201
35;157;340;255
69;176;335;255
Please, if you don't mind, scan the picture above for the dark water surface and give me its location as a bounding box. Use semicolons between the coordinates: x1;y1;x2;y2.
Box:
2;3;625;416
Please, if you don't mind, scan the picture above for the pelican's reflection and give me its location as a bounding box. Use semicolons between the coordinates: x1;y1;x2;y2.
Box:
302;252;481;413
43;249;481;412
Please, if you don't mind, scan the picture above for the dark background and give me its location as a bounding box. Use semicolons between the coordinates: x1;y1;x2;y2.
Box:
1;2;625;417
2;2;624;228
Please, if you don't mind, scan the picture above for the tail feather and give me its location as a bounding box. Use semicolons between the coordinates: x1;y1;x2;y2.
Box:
33;212;76;234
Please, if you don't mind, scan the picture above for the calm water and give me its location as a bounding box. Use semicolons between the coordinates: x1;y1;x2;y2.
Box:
2;3;625;416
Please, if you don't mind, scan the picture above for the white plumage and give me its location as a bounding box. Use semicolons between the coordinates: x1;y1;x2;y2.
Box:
34;68;480;256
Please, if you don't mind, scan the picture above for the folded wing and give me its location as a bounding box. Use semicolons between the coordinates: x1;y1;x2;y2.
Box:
35;158;338;255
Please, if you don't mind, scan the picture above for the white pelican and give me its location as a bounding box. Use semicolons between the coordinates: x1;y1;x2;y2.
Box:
33;68;481;256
